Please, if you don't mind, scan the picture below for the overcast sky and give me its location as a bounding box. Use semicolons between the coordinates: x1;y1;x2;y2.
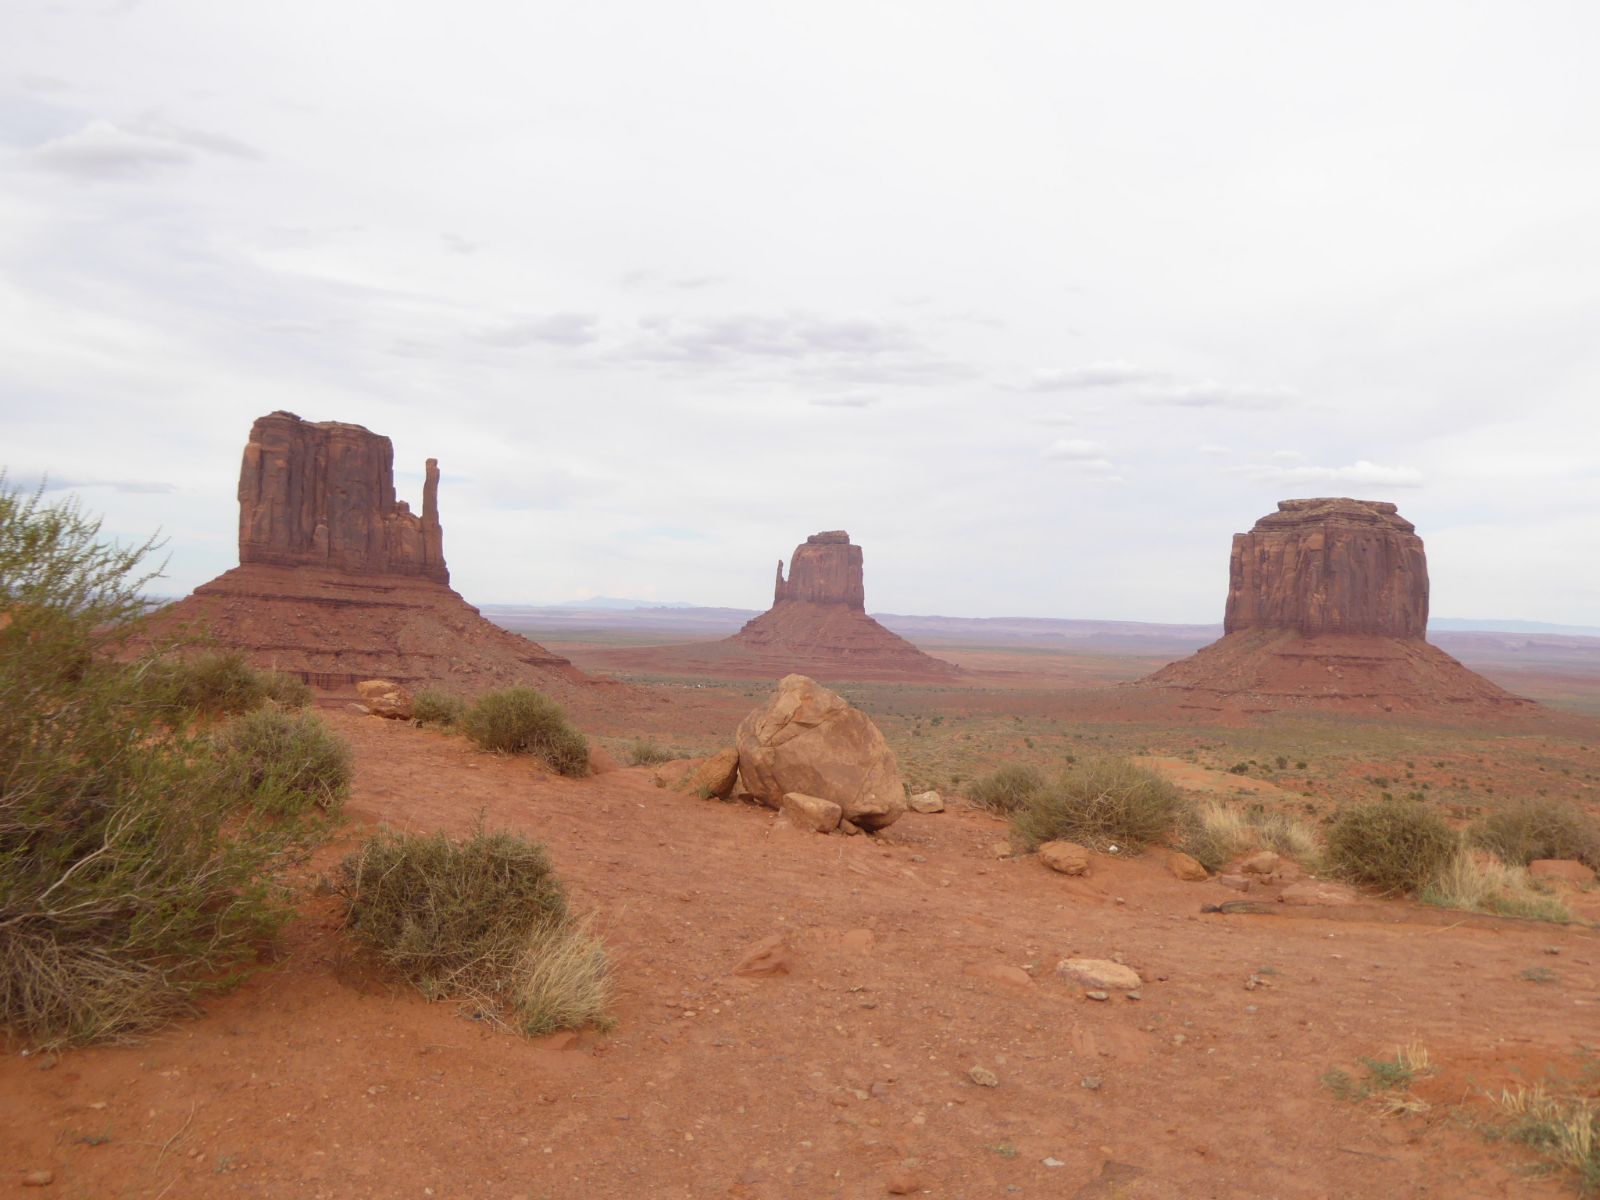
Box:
3;1;1597;623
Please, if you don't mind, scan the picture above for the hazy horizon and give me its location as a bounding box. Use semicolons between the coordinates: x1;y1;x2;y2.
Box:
4;2;1597;624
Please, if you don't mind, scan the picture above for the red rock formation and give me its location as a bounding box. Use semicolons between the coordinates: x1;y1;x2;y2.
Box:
773;531;865;609
1225;499;1427;637
143;413;592;699
1140;499;1529;713
583;532;960;681
238;411;447;583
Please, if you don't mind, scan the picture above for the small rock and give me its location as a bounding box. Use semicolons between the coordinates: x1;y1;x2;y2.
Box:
839;819;862;836
968;1065;999;1087
1043;1157;1066;1167
779;791;843;834
356;679;413;720
731;934;791;978
1125;991;1141;1001
21;1171;53;1188
1058;957;1143;991
685;748;740;799
1217;873;1251;892
989;841;1014;859
886;1169;924;1195
1241;850;1281;875
1085;990;1110;1002
909;790;944;814
1080;1076;1102;1090
1037;841;1091;876
1166;851;1208;881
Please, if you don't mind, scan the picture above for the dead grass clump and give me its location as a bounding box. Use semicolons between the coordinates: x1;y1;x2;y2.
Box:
966;764;1045;814
411;688;467;727
1488;1086;1600;1193
462;688;590;776
336;825;610;1035
1183;802;1323;871
1470;799;1600;870
1325;798;1456;895
1013;758;1187;853
626;738;676;767
1421;850;1571;923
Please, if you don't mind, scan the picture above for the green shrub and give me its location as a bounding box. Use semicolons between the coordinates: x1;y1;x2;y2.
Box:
149;650;311;719
1;482;322;1047
336;825;609;1035
1470;800;1600;870
626;739;675;767
462;688;590;776
412;688;467;727
966;764;1045;814
1325;798;1456;894
1012;758;1188;852
212;708;352;819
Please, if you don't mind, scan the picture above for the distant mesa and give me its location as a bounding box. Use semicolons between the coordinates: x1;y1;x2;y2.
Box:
1140;498;1531;713
146;411;588;696
578;531;960;682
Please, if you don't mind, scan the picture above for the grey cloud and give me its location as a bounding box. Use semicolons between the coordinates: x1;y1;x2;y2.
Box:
128;115;263;160
1024;361;1168;391
1230;459;1424;488
11;473;178;494
1149;381;1295;410
480;312;599;348
619;269;725;290
31;119;193;178
1041;437;1107;461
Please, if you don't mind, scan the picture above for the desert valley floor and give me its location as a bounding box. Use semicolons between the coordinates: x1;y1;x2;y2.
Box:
4;632;1599;1199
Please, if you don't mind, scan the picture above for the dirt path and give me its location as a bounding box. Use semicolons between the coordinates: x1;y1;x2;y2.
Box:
3;711;1592;1198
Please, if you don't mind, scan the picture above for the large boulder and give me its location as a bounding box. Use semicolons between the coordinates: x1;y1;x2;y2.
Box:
735;674;907;831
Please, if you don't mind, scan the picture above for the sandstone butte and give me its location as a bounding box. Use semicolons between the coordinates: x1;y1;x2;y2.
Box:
1140;497;1530;713
608;531;960;682
143;411;589;697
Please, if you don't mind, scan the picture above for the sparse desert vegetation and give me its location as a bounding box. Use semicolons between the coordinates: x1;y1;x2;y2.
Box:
1011;757;1187;852
461;687;591;776
411;687;467;727
1324;796;1458;895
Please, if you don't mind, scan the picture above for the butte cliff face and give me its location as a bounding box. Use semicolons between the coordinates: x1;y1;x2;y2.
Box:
772;531;866;609
238;411;448;583
1142;498;1527;713
145;412;587;697
1224;499;1428;638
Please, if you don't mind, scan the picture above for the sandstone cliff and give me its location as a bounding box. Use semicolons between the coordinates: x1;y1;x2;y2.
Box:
773;531;866;610
238;411;448;584
1225;498;1426;638
1140;498;1528;713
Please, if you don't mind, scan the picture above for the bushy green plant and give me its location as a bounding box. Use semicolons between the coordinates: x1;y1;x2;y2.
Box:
1470;799;1600;870
1325;797;1456;894
0;481;325;1046
149;650;311;719
966;764;1045;814
336;824;609;1035
462;688;589;776
212;708;352;819
1012;758;1188;852
412;688;467;727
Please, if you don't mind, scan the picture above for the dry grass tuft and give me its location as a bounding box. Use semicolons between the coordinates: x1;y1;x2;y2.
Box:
462;688;590;776
1421;850;1570;923
966;764;1045;814
1490;1085;1600;1192
1012;758;1188;853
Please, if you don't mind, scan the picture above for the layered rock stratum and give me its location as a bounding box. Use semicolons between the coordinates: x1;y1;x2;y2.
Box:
147;412;587;697
1142;498;1529;713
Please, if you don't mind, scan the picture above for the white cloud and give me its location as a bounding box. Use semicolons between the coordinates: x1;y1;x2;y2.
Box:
1232;459;1425;488
1197;444;1232;456
1023;361;1167;391
31;119;193;179
479;313;599;348
809;392;878;408
1147;381;1296;410
1041;437;1108;461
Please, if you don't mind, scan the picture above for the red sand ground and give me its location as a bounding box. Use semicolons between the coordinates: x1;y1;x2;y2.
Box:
4;709;1596;1199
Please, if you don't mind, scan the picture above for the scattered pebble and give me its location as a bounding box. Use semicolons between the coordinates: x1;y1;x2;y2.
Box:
968;1065;999;1088
1081;1076;1102;1091
1085;990;1110;1002
1042;1157;1066;1168
21;1171;53;1188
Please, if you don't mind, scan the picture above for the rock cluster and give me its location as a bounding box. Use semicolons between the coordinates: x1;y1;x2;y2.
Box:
1225;498;1427;638
239;411;448;583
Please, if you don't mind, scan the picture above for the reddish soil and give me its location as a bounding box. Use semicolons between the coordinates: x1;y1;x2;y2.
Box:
4;709;1595;1199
